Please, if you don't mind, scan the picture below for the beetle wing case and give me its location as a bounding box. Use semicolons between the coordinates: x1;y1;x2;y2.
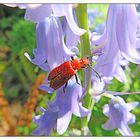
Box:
48;61;75;90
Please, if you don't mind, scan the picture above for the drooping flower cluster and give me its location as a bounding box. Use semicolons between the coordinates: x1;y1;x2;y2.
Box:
91;4;140;83
4;4;140;136
90;4;140;136
22;4;89;135
102;96;138;136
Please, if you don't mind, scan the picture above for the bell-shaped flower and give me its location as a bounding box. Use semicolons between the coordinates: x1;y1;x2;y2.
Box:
32;107;58;136
5;4;86;36
91;76;112;102
62;14;79;47
24;16;78;71
26;15;89;135
91;4;140;83
33;78;90;135
102;96;139;136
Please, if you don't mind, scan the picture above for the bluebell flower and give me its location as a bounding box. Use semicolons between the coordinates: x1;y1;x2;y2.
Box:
24;16;78;71
62;15;79;47
51;78;89;134
91;76;112;102
32;107;58;136
6;4;86;36
136;12;140;49
102;96;139;136
91;4;140;83
24;15;89;135
33;78;90;135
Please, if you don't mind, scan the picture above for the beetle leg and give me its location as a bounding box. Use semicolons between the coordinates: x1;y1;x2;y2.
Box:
63;82;68;93
75;74;80;85
71;56;74;60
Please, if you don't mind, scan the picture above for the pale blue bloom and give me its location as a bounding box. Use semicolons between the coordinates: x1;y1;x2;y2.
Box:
25;16;78;71
4;4;86;36
25;4;86;36
91;76;112;102
91;4;140;83
102;96;139;136
25;15;89;135
32;107;58;136
33;78;89;135
62;13;79;47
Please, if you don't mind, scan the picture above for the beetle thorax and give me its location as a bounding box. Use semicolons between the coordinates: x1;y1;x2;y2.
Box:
79;58;90;68
71;59;81;70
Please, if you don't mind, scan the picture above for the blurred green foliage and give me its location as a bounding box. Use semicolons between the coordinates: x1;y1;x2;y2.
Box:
0;4;140;136
0;6;41;104
8;20;36;54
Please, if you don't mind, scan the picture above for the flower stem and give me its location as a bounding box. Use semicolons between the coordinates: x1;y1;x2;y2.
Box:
75;4;91;57
75;4;92;93
75;4;92;134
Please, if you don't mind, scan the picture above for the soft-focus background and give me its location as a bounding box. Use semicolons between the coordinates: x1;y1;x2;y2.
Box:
0;4;140;136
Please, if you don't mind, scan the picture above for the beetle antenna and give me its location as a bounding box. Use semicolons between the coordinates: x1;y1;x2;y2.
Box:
88;65;102;82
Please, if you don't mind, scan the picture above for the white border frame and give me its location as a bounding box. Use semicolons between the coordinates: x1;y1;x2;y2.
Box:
0;137;140;140
0;1;140;139
1;0;140;3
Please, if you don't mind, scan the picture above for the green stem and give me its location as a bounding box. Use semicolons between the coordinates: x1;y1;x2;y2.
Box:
75;4;92;134
75;4;91;57
75;4;92;92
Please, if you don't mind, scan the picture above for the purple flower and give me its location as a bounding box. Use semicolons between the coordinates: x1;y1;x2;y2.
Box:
102;96;139;136
5;4;86;36
91;76;112;102
62;14;79;47
32;107;58;136
91;4;140;83
33;78;90;135
24;16;78;71
25;14;89;135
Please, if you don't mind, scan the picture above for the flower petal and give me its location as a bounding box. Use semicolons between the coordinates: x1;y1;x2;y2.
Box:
118;122;134;136
62;17;79;47
126;112;136;124
32;109;58;136
24;4;52;23
102;119;116;130
116;4;140;64
114;65;127;83
52;4;86;36
57;111;72;135
39;84;54;94
25;16;77;70
103;104;109;117
126;102;139;111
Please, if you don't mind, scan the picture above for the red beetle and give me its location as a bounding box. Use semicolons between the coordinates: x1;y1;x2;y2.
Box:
48;58;91;90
